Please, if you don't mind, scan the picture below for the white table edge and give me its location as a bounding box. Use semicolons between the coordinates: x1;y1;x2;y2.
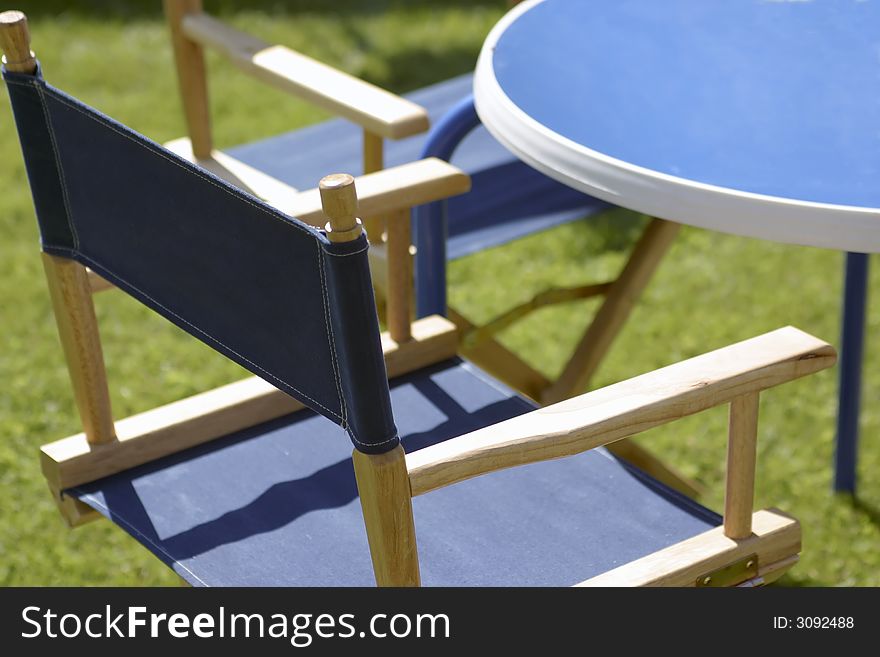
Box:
473;0;880;254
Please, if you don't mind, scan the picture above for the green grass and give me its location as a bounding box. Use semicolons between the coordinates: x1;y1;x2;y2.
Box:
1;1;878;586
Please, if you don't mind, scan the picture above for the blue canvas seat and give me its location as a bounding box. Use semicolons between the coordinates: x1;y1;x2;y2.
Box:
3;9;834;587
71;358;718;587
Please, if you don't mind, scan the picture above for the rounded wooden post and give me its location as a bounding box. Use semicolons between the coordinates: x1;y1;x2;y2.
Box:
361;130;386;242
163;0;213;159
42;254;116;445
320;173;420;586
0;10;37;74
386;208;412;343
352;445;421;587
320;173;363;242
724;392;759;539
361;131;388;321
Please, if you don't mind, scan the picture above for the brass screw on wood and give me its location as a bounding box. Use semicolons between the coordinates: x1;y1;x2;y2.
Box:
701;576;712;585
746;560;756;570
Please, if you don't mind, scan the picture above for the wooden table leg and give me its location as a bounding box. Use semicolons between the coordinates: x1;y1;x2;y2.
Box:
538;218;702;498
542;218;681;404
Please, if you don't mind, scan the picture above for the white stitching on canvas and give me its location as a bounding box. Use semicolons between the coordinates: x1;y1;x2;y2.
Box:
321;244;368;258
348;430;399;448
41;86;318;239
20;81;343;420
33;81;79;249
74;251;343;421
317;245;347;427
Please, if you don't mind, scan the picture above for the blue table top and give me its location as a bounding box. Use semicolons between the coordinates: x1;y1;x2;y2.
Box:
476;0;880;251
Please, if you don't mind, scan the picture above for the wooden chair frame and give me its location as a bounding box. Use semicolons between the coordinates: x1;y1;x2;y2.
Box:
3;10;836;587
402;328;834;586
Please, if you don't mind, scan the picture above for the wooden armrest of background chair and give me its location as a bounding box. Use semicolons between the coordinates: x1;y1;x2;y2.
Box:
163;0;427;244
178;11;427;139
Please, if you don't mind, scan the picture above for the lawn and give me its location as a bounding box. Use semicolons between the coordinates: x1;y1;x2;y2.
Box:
1;0;878;586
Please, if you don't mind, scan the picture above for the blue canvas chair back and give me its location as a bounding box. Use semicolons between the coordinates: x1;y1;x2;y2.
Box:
3;62;398;455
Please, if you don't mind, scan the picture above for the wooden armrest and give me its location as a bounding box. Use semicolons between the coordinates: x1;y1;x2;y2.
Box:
406;327;836;496
280;158;471;225
181;13;429;139
166;134;469;224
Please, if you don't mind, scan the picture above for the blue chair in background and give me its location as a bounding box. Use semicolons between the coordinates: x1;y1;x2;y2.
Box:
2;10;835;587
158;1;673;403
157;1;695;493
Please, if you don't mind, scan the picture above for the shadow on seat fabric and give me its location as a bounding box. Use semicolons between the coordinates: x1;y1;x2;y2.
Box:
71;359;719;587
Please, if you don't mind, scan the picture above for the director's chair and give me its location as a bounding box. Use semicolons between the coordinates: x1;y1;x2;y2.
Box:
3;11;835;586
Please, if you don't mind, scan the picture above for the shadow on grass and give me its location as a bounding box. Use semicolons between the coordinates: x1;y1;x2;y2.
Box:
581;208;649;254
20;0;503;21
850;495;880;528
368;45;485;93
773;495;880;587
24;1;501;94
774;571;831;587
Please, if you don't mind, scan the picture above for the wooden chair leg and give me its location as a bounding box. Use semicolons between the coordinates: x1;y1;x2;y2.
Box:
538;218;698;496
321;174;420;586
42;254;116;445
352;445;421;587
386;208;413;343
361;130;386;242
164;0;213;159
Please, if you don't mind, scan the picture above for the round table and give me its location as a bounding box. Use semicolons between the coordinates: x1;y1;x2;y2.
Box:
474;0;880;491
